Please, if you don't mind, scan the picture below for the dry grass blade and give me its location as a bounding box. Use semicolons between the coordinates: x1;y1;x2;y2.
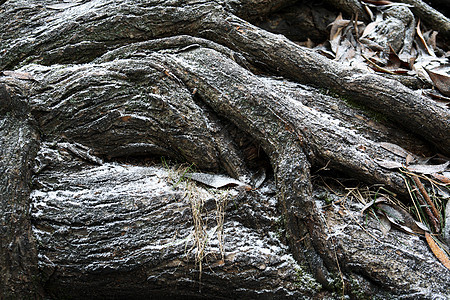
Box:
425;232;450;270
187;186;208;284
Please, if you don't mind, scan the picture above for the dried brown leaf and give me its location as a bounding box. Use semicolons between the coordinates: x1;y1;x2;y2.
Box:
360;38;384;51
431;173;450;184
361;21;380;39
387;45;412;71
329;13;346;41
425;232;450;270
364;55;398;75
424;30;438;50
424;68;450;97
416;19;435;57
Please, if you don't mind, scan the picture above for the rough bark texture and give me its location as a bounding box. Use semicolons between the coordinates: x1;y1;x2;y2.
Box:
0;83;42;297
1;0;449;299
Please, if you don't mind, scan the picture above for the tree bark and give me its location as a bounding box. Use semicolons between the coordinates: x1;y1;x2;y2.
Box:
1;0;449;299
0;84;42;298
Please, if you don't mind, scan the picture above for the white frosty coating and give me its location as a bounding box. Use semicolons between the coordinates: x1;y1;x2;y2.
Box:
29;156;323;295
31;164;169;200
120;113;154;123
326;223;349;240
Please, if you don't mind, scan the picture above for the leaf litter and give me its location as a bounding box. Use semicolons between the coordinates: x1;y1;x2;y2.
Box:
338;139;450;269
315;3;450;102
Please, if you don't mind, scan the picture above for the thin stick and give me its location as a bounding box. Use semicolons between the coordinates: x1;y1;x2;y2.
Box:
410;177;440;232
412;175;440;220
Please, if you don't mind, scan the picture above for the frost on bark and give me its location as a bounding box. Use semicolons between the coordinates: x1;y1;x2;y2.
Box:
1;0;449;299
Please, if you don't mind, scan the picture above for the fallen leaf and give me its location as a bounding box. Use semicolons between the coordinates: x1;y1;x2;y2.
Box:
363;55;398;75
189;172;251;189
376;203;427;235
329;13;347;41
431;173;450;184
359;38;384;51
361;20;380;39
375;159;403;170
378;142;413;158
425;232;450;270
407;161;449;174
416;19;435;57
424;68;450;97
424;30;438;50
386;45;412;71
422;89;450;105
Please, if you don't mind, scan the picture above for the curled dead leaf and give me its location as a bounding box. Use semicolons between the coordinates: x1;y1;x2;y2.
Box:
416;19;435;57
424;68;450;97
376;203;428;235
